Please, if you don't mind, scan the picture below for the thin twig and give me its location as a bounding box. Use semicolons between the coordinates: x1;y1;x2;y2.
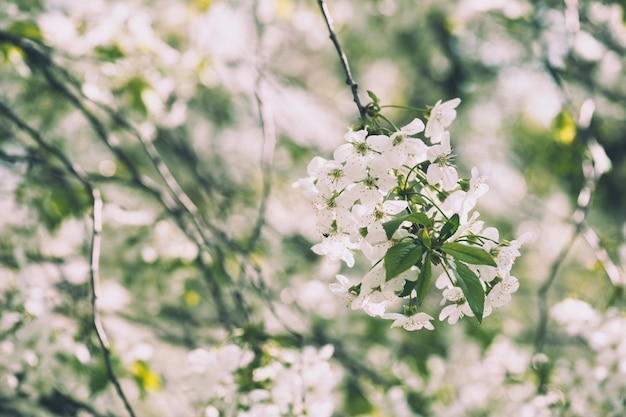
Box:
195;247;237;331
249;68;275;257
2;30;224;255
0;101;137;417
89;189;137;417
531;0;623;363
580;225;624;287
533;232;575;391
245;1;276;258
10;29;256;332
317;0;366;119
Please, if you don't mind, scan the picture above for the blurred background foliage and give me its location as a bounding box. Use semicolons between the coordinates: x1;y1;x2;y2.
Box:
0;0;625;416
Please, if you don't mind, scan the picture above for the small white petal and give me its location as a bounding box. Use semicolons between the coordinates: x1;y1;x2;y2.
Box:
400;118;425;135
333;143;353;162
441;166;459;190
344;129;368;143
382;200;409;215
427;164;442;185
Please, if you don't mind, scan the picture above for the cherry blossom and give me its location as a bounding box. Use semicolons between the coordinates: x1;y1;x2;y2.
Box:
425;97;461;142
426;132;459;190
297;97;525;330
382;312;435;330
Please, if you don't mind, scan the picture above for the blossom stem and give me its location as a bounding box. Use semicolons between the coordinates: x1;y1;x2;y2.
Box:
440;260;456;285
378;113;399;131
418;193;450;222
401;162;428;191
380;104;428;112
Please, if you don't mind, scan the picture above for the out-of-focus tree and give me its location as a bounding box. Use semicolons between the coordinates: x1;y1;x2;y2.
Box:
0;0;624;416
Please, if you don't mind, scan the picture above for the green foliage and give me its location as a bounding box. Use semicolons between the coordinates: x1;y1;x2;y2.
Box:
383;212;431;240
0;1;624;416
191;84;235;127
344;379;373;415
88;358;111;396
438;213;459;241
441;242;496;267
415;252;432;306
94;43;125;62
130;360;161;398
6;20;42;40
115;75;151;115
384;240;422;280
15;166;90;231
552;107;576;145
452;261;485;323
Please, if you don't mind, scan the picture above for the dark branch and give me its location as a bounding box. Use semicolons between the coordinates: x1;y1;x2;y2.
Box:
0;101;137;417
317;0;366;119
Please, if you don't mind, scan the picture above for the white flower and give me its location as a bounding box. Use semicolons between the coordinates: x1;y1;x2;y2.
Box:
448;211;485;242
439;302;473;324
481;227;500;251
468;167;489;199
311;234;357;267
333;129;375;181
368;119;427;171
550;298;601;336
382;312;435;331
442;167;489;222
495;232;531;278
307;156;351;191
352;200;408;229
341;171;396;209
398;117;426;136
426;132;458;190
425;98;461;142
292;176;317;201
359;223;393;264
438;286;475;324
329;274;357;306
435;271;453;289
441;286;465;302
350;263;395;317
360;299;387;317
486;275;519;308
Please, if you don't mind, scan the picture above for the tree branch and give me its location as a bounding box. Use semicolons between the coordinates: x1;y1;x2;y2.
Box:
317;0;366;119
89;189;137;417
0;101;137;417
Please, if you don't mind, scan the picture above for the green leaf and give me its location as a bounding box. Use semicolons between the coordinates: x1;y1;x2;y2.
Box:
367;90;379;104
384;241;423;281
116;75;150;115
398;279;417;298
131;360;161;398
438;213;459;241
94;44;125;62
453;262;485;323
382;212;431;240
441;242;496;266
382;217;403;240
422;228;431;249
415;253;432;306
552;106;576;144
89;360;110;395
7;20;43;41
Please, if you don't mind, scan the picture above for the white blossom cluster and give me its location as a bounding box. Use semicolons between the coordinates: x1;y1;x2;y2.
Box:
187;343;337;417
550;298;626;415
239;344;336;417
295;98;528;330
395;300;626;417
